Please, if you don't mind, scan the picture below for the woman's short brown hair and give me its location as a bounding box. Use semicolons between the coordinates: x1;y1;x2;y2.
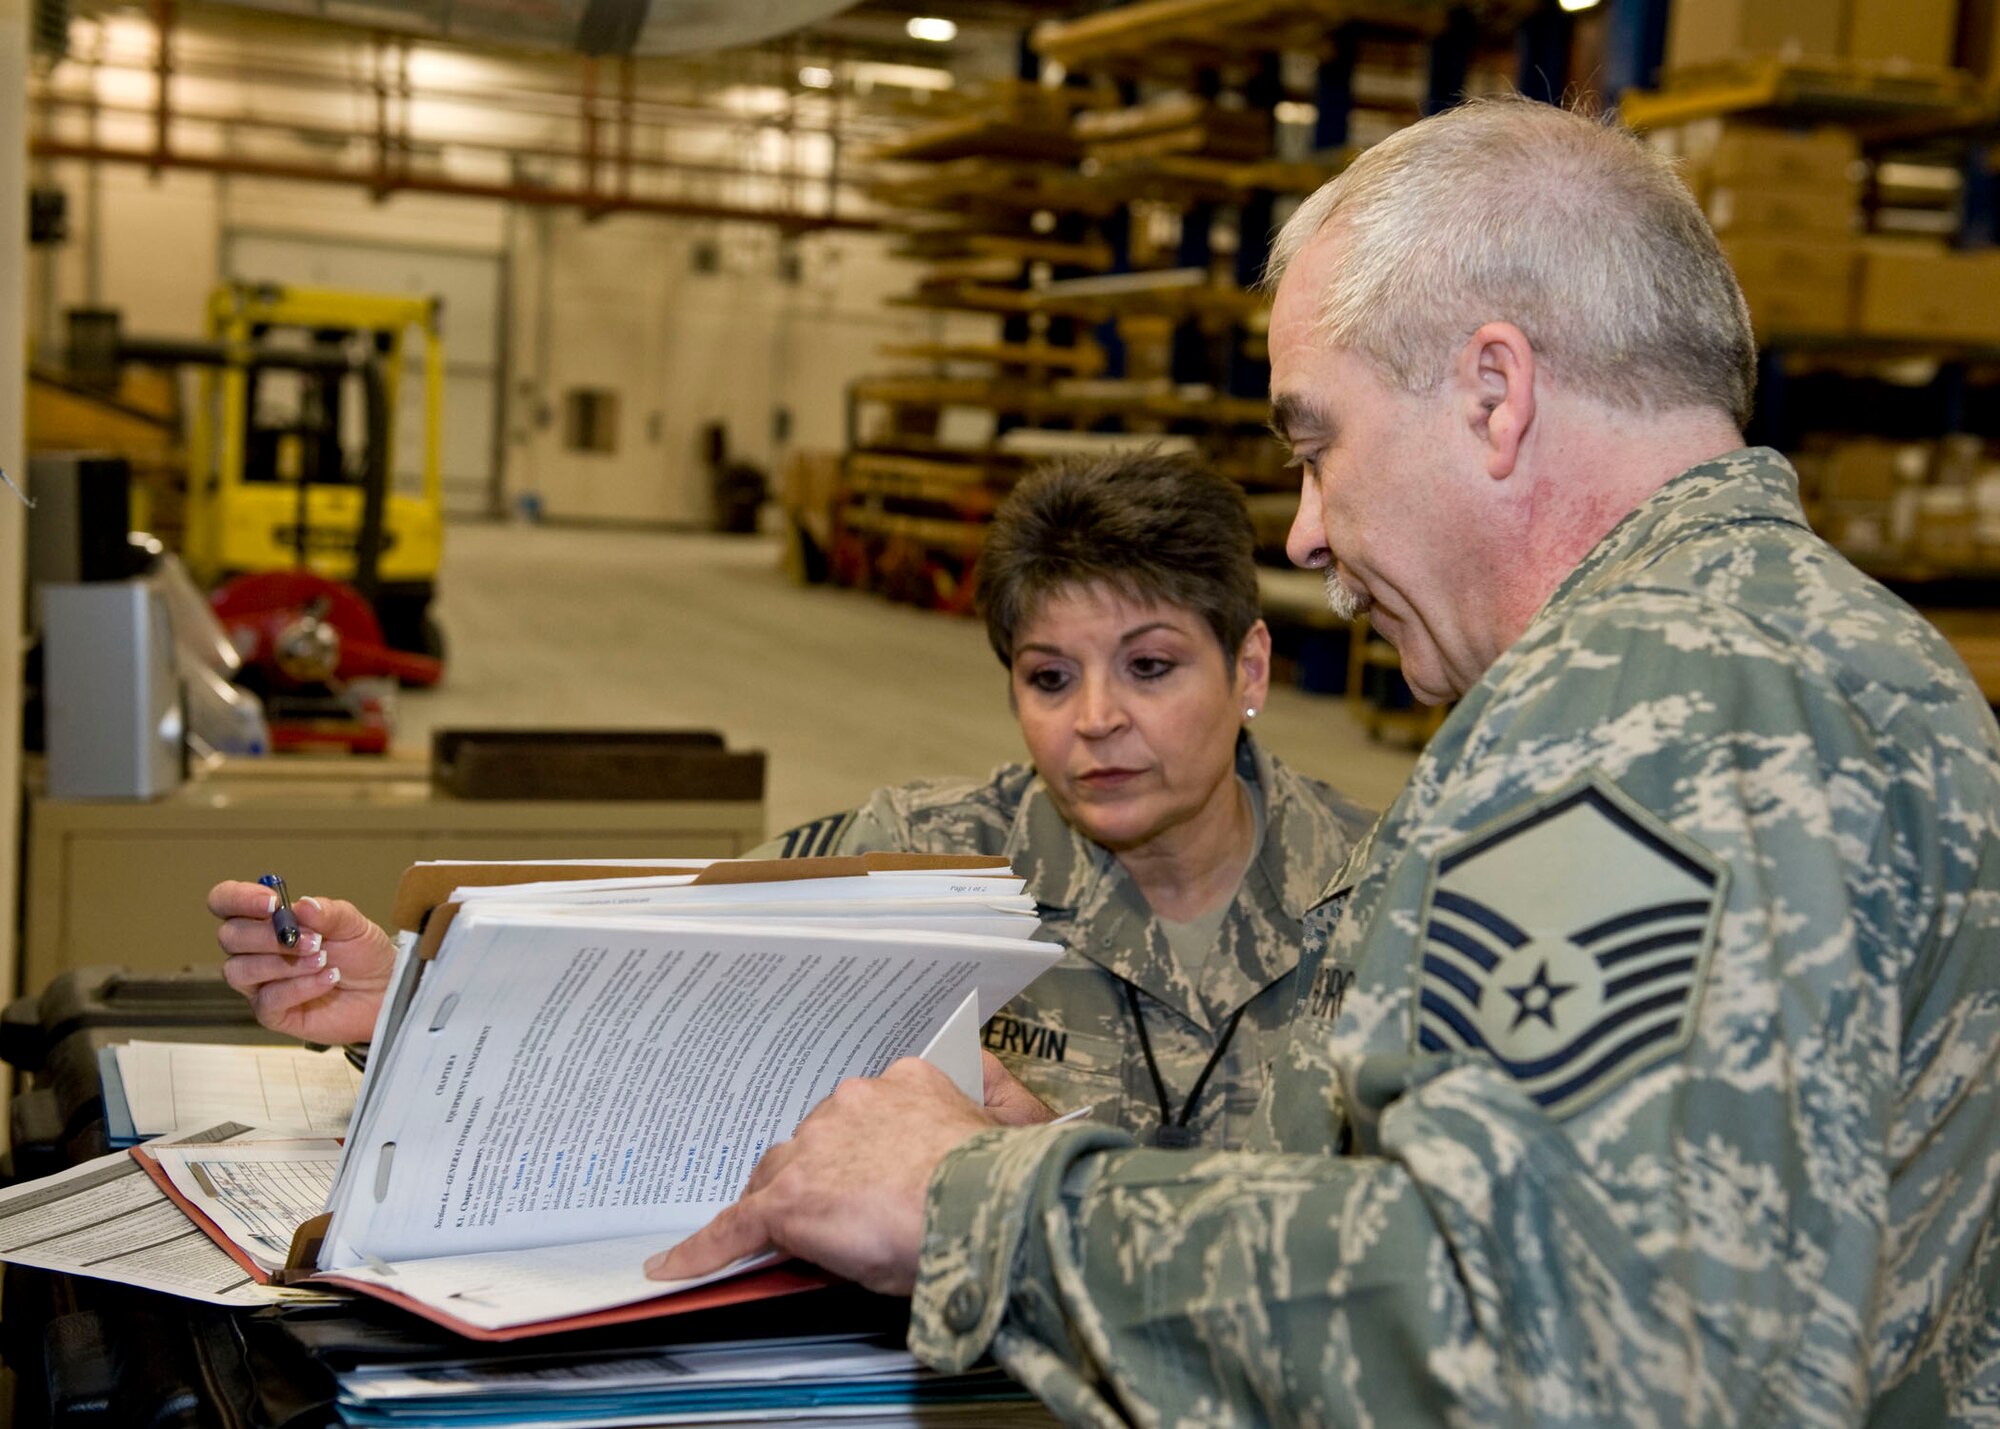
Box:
977;449;1261;667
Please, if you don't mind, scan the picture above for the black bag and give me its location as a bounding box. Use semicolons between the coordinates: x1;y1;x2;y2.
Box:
2;966;329;1428
2;967;288;1180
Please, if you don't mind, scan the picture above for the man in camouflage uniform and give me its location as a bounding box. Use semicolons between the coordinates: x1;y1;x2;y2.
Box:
658;98;2000;1426
762;737;1370;1149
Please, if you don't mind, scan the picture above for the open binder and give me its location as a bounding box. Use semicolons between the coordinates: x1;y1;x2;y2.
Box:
137;851;1056;1339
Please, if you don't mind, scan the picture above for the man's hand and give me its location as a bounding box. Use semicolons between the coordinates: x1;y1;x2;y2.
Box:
209;881;396;1045
982;1051;1056;1126
646;1058;994;1295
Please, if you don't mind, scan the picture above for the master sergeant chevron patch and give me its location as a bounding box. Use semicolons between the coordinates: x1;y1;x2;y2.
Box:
1413;774;1727;1119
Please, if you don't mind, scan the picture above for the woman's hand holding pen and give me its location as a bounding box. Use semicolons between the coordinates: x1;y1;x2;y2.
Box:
208;881;395;1045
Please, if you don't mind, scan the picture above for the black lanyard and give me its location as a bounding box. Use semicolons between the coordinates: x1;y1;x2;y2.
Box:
1122;980;1246;1149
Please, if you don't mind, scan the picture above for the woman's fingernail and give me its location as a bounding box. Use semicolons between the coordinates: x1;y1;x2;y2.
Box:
266;893;279;915
302;930;323;955
299;897;323;916
314;948;328;969
326;967;342;986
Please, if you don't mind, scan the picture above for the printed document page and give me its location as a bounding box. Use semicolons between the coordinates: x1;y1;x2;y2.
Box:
0;1130;326;1306
323;912;1058;1271
317;993;981;1331
147;1138;343;1274
116;1041;363;1137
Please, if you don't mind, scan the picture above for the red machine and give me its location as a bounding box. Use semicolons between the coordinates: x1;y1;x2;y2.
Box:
212;570;442;754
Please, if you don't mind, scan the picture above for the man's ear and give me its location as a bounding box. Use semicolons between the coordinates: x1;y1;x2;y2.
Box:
1457;321;1536;481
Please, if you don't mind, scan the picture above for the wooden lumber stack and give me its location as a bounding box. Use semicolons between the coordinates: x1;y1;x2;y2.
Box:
1074;93;1272;164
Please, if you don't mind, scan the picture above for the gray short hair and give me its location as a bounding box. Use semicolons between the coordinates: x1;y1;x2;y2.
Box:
978;449;1260;668
1264;97;1756;428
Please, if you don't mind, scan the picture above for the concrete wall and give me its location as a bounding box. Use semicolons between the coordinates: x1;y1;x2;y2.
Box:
504;213;962;525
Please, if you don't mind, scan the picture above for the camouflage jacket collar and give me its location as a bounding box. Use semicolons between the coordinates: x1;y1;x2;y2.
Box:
1536;445;1808;628
1003;736;1310;1031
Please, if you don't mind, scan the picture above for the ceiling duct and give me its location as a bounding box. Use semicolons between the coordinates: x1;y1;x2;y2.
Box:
181;0;860;56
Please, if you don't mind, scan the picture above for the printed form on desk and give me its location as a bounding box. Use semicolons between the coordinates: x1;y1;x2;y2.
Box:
0;1124;331;1306
115;1041;363;1137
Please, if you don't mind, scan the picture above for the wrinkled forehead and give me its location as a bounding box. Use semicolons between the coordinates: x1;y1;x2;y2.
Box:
1266;233;1352;385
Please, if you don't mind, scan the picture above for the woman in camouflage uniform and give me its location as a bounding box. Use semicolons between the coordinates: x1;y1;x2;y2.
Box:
762;452;1373;1149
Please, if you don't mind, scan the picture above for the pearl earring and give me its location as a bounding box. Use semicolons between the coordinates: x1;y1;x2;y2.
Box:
1245;706;1258;720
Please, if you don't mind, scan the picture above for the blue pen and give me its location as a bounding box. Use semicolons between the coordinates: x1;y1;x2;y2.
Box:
259;873;301;949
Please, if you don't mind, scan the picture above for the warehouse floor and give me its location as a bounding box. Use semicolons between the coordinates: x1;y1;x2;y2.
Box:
397;523;1421;836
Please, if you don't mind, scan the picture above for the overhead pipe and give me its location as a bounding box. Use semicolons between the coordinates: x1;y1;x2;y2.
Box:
150;0;172;173
371;33;392;194
617;55;634;201
32;90;873;189
580;54;599;211
30;138;884;230
58;29;906;136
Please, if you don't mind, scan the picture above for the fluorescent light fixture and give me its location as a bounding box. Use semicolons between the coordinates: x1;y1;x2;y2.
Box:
799;65;834;88
718;84;792;116
1557;0;1601;10
849;60;954;91
906;16;957;42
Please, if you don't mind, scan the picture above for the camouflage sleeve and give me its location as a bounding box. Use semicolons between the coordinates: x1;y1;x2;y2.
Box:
914;1059;1645;1422
748;787;914;858
908;590;1949;1425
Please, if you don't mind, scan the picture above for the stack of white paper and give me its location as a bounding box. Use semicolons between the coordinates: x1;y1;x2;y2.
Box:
334;1332;1062;1426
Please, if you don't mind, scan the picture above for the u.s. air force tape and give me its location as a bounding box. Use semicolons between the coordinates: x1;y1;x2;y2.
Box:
1412;773;1727;1119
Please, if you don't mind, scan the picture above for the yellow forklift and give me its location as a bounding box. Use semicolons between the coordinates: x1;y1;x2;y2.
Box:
183;282;448;660
63;283;448;750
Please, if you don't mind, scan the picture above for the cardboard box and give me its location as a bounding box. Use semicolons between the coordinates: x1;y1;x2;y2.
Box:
1667;0;1844;70
1706;183;1859;235
1973;0;2000;86
1845;0;1958;68
1823;439;1929;503
1936;434;1990;488
1725;235;1860;293
1857;246;2000;342
1790;448;1830;504
1694;126;1859;189
1741;282;1853;337
1822;500;1896;557
779;449;842;553
1916;488;1978;564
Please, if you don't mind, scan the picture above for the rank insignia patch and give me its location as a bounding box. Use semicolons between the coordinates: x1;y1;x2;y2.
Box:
772;809;857;859
1413;776;1725;1118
